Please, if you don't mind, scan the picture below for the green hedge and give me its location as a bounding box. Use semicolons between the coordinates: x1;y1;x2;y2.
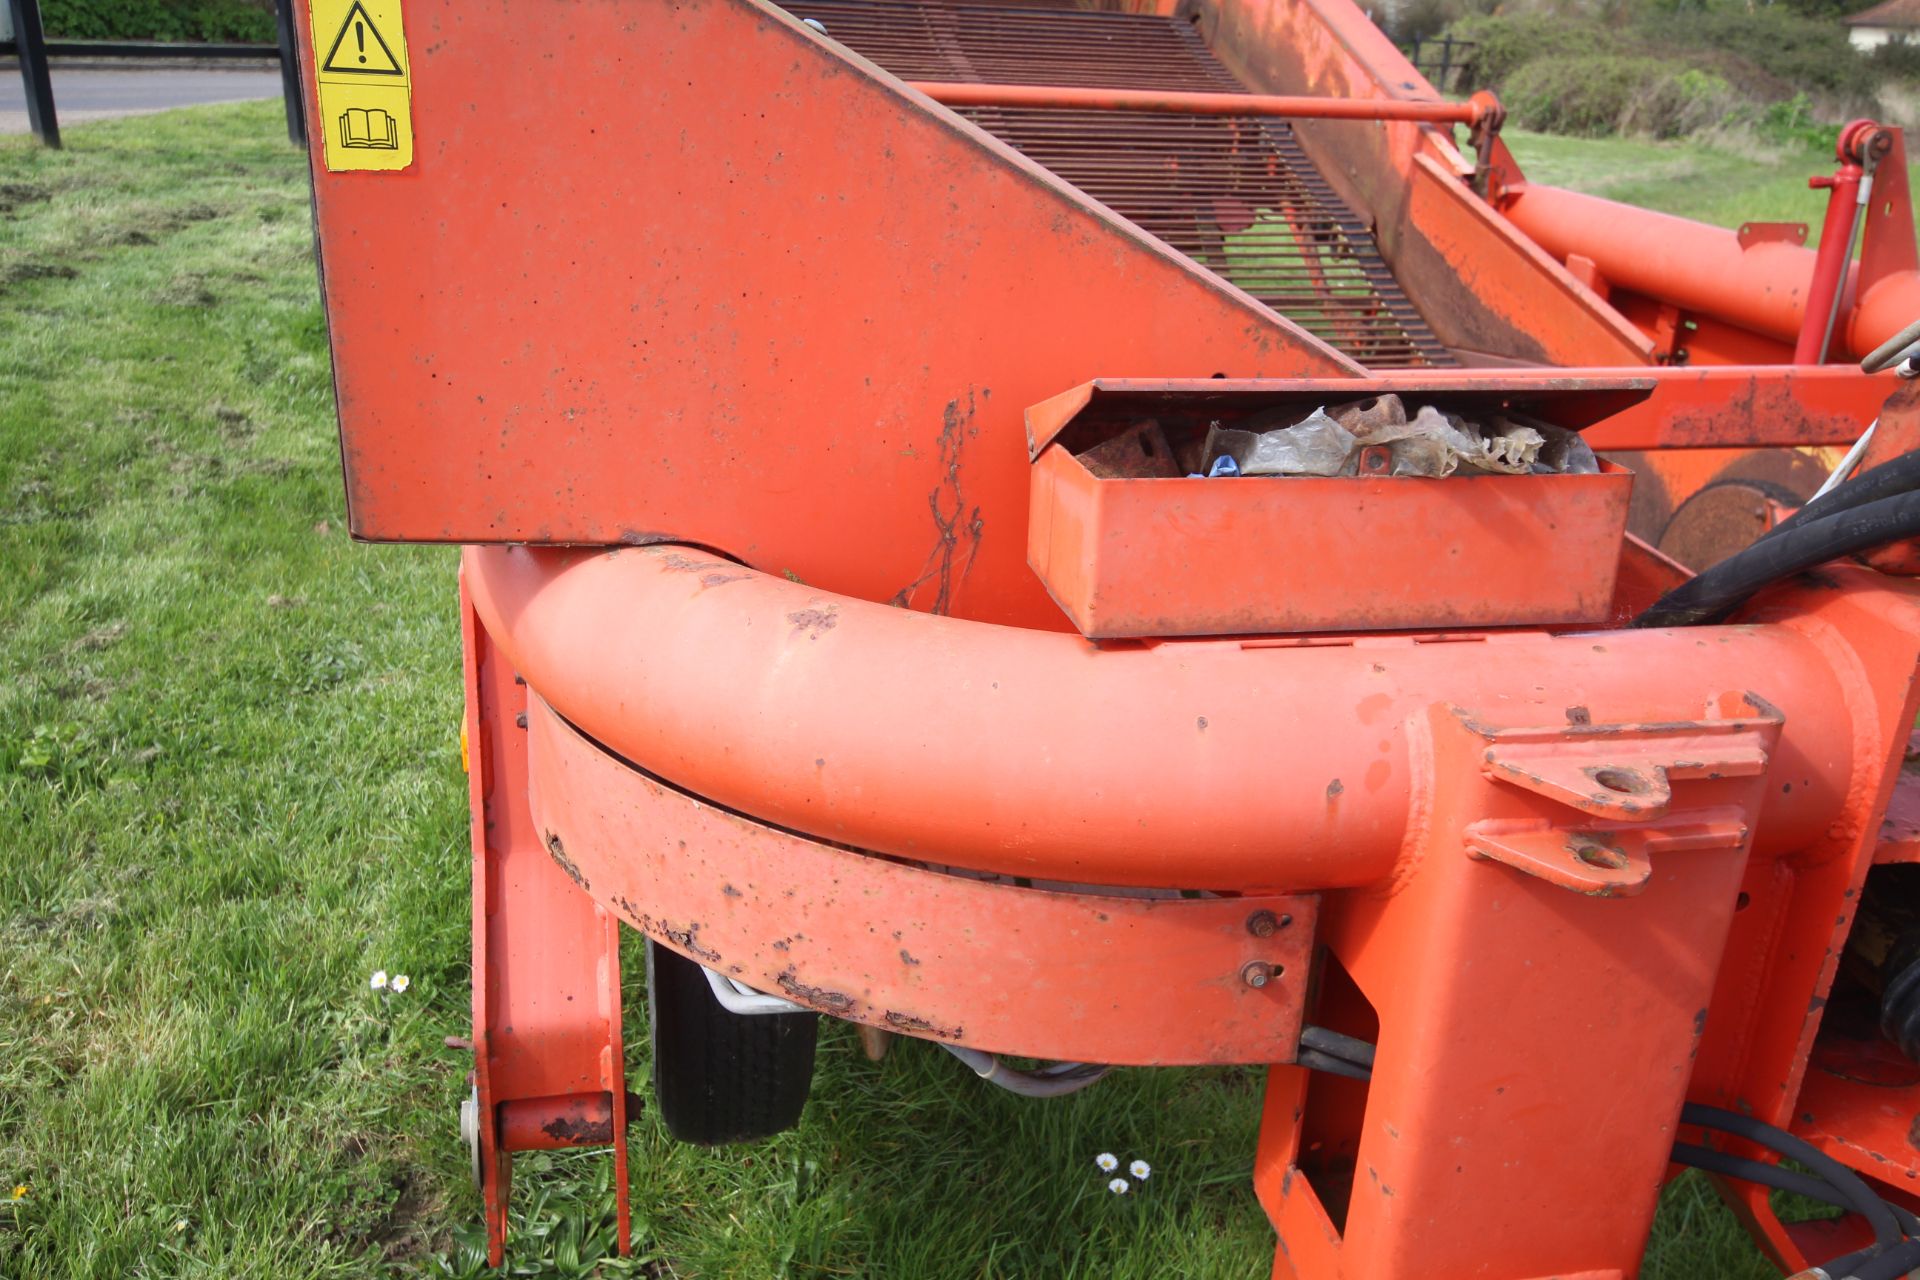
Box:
1444;7;1883;141
1649;9;1861;93
1505;54;1740;137
40;0;277;43
1450;15;1631;88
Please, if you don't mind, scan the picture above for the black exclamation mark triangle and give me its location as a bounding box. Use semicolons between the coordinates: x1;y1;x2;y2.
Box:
321;1;404;76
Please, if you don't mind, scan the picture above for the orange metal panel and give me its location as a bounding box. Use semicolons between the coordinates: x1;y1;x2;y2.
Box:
1402;154;1654;366
296;0;1353;628
1794;1064;1920;1184
1028;445;1631;636
526;698;1319;1065
1577;364;1883;450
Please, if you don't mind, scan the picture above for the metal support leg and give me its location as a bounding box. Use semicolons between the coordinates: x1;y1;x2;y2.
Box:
6;0;58;149
1257;699;1781;1279
461;574;632;1266
272;0;305;147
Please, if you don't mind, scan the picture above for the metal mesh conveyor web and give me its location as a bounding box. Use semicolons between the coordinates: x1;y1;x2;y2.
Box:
781;0;1452;368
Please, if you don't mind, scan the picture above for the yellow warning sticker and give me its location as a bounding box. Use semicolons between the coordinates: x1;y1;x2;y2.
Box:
308;0;413;172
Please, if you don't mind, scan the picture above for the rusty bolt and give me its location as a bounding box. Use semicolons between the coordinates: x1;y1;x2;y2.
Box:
1242;961;1272;989
1246;910;1278;937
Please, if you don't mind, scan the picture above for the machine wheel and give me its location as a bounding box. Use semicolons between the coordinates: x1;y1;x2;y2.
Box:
1883;928;1920;1064
645;938;818;1145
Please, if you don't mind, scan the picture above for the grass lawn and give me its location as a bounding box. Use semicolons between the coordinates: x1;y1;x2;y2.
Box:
0;102;1832;1278
1503;126;1920;242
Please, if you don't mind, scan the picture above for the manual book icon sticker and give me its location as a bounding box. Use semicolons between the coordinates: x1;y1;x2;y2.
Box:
307;0;414;172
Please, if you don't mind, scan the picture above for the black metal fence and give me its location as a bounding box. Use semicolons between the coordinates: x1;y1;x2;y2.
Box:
1402;34;1476;92
2;0;304;148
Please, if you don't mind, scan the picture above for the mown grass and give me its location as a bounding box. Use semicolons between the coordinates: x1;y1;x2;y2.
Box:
0;101;1813;1278
1503;126;1920;243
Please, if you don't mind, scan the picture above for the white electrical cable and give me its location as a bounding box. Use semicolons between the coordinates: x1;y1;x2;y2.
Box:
701;964;810;1016
1811;419;1879;502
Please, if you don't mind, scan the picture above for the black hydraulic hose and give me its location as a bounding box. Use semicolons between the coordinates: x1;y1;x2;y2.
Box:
1769;450;1920;537
1632;490;1920;628
1671;1144;1920;1236
1852;1238;1920;1280
1681;1103;1903;1249
1300;1025;1376;1070
1672;1142;1839;1206
1295;1047;1373;1081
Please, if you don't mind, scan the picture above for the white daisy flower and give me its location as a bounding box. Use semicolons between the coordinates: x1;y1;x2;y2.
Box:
1130;1159;1151;1181
1108;1177;1130;1195
370;970;389;990
391;974;411;994
172;1218;188;1233
1095;1152;1119;1172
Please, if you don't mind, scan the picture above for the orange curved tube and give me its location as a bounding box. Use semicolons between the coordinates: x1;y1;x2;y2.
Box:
1503;182;1920;360
465;544;1855;890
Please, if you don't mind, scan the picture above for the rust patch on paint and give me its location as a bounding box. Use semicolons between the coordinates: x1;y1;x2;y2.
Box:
545;832;589;893
890;391;985;615
884;1009;963;1039
777;968;856;1012
542;1112;614;1145
787;606;839;638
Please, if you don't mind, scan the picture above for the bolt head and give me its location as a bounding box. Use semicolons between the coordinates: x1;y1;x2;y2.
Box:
1241;962;1271;989
1246;910;1278;937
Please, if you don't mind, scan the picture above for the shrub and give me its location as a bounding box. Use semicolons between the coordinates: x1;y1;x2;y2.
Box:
1448;13;1629;87
1868;39;1920;80
1637;9;1863;92
1504;53;1740;137
40;0;277;43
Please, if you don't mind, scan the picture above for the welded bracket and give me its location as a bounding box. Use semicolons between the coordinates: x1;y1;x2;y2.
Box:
1461;697;1779;896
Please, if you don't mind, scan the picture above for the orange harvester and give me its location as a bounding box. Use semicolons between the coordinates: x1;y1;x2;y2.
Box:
295;0;1920;1274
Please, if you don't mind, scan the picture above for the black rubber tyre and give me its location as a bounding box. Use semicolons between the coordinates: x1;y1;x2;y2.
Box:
1882;928;1920;1065
645;938;818;1145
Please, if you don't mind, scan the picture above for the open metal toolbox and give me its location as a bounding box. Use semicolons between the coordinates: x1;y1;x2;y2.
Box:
1026;376;1655;638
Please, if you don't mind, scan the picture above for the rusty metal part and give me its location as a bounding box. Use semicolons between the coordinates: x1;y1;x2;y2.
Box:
1655;479;1795;571
787;0;1449;366
906;80;1494;125
499;1091;645;1152
1195;0;1655;366
526;698;1318;1065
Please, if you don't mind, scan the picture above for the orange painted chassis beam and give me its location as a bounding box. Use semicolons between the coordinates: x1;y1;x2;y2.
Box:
466;544;1920;1279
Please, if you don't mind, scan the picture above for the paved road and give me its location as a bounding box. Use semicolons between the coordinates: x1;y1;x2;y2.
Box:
0;66;282;135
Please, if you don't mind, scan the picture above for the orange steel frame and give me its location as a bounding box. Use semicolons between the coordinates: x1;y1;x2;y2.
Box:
294;0;1920;1274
